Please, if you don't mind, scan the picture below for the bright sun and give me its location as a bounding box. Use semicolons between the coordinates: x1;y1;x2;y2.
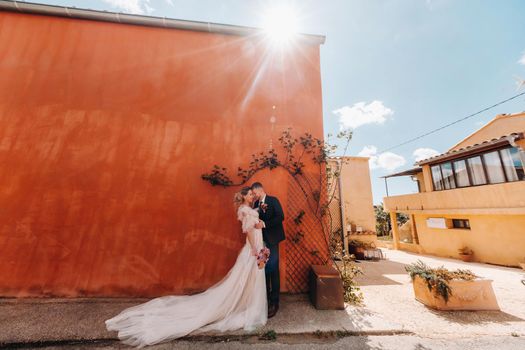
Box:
261;5;299;46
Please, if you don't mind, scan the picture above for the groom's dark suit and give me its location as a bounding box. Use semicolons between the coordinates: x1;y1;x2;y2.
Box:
254;195;285;306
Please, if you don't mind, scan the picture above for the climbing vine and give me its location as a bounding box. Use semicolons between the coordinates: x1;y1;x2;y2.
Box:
201;128;363;303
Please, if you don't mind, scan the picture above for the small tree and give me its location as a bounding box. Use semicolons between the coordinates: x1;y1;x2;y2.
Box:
201;128;363;304
375;203;409;238
374;203;390;237
397;212;409;226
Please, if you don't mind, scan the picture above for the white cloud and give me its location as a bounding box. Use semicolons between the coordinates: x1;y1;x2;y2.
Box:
519;51;525;66
333;101;394;130
413;148;440;161
376;152;406;171
102;0;153;14
357;145;377;158
358;145;406;172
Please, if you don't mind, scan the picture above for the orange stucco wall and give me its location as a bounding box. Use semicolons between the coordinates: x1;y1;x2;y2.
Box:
413;172;425;192
326;157;376;249
340;157;376;233
449;112;525;151
413;214;525;267
0;12;324;297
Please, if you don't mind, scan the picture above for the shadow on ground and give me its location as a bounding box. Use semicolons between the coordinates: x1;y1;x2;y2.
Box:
428;309;524;324
354;259;408;286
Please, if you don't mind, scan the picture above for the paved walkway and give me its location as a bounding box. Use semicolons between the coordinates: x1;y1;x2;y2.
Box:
356;249;525;338
0;294;404;347
22;335;525;350
1;249;524;348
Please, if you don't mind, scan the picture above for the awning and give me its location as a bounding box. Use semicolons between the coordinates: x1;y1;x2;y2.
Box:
381;167;422;179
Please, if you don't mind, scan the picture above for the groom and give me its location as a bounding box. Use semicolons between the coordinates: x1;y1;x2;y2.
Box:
251;182;285;318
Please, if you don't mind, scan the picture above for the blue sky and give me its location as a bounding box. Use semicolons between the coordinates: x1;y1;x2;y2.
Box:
31;0;525;202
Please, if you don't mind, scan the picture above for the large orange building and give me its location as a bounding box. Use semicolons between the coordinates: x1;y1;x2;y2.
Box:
0;1;326;297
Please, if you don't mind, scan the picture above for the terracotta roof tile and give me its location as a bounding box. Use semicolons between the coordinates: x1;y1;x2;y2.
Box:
416;132;524;165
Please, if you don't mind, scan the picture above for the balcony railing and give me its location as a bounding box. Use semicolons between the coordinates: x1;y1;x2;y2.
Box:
384;181;525;212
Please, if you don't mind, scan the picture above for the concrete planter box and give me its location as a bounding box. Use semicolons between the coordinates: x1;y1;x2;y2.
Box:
412;276;500;311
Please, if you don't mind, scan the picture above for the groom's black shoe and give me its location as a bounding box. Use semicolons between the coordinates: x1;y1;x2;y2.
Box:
268;303;279;318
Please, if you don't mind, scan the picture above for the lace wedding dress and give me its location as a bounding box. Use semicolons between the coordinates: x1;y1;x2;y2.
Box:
105;204;267;347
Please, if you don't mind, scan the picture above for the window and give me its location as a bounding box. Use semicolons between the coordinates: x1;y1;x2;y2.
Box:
467;156;487;185
452;219;470;229
440;162;456;189
430;146;524;191
453;159;470;187
500;147;525;181
431;165;443;191
483;151;505;184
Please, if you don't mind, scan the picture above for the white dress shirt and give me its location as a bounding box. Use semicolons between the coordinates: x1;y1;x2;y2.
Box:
259;194;266;228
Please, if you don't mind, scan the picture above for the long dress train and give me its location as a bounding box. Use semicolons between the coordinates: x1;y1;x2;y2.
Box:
105;204;267;347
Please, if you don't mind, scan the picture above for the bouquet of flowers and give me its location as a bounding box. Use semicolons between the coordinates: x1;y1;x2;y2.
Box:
257;247;270;269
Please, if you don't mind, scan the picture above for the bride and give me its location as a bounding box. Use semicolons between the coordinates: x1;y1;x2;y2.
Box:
105;187;268;347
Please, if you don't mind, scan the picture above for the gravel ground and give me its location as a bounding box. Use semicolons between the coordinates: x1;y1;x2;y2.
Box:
355;249;525;338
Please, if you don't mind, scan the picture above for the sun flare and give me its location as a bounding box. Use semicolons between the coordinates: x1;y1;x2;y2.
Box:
261;5;299;47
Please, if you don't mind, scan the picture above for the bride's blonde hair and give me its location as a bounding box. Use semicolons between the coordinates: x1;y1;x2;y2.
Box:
233;186;252;209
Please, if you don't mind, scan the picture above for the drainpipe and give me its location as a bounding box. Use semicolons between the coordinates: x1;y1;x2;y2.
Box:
336;159;348;256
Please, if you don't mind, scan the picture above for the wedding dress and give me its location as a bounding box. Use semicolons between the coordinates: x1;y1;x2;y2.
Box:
105;204;267;347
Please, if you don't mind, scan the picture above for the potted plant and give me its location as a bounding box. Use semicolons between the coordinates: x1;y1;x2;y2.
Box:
405;260;499;311
458;247;474;262
348;240;373;260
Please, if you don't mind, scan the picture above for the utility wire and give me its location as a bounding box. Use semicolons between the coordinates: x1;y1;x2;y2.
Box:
377;91;525;154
